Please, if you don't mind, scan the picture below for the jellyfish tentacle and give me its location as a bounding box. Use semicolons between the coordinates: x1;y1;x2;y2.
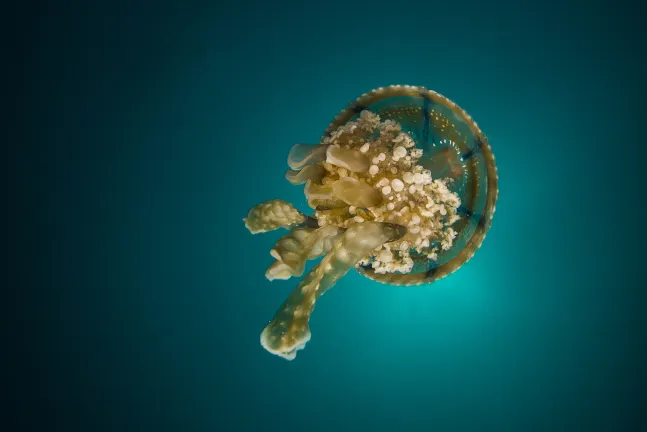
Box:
243;200;314;234
287;144;328;170
260;221;406;360
265;225;344;281
304;180;334;202
331;177;382;208
326;146;370;172
285;164;326;185
304;180;347;209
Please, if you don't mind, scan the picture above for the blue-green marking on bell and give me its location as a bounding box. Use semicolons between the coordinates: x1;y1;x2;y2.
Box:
460;137;483;161
421;90;432;145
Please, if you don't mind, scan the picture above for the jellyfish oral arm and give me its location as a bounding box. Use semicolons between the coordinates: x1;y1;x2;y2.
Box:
260;222;406;360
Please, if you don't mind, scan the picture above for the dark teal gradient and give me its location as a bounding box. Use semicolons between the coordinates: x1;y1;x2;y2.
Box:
12;0;646;431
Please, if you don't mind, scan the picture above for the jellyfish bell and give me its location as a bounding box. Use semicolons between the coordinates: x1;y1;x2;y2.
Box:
323;86;499;285
243;85;499;360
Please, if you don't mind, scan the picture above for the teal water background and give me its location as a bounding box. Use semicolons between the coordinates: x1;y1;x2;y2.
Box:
12;0;646;430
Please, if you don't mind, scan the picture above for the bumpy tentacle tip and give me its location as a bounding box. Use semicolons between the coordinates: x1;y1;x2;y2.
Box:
243;200;306;234
260;322;311;361
265;261;293;281
242;217;258;234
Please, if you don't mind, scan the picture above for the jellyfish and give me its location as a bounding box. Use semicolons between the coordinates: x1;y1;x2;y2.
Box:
243;85;498;360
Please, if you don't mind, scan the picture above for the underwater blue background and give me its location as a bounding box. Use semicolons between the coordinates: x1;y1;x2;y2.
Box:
11;0;646;430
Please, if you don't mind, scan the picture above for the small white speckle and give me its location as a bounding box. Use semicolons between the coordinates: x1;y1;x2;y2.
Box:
382;185;392;195
376;178;389;187
393;146;407;159
369;165;379;175
403;172;414;184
